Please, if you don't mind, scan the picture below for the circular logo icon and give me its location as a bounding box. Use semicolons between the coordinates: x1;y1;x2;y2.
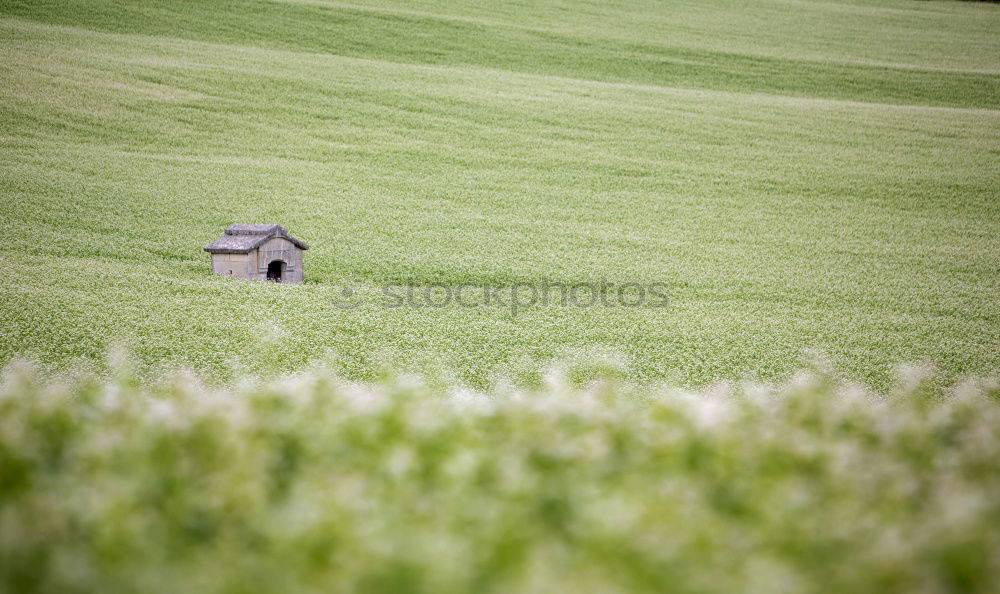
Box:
332;285;363;309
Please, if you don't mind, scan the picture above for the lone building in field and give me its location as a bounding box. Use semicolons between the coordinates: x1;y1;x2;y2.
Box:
204;224;308;283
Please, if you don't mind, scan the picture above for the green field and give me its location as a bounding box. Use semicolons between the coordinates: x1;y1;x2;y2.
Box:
2;363;999;593
2;0;999;387
2;1;1000;591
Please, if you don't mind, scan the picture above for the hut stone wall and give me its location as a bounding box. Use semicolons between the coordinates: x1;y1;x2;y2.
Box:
211;253;253;278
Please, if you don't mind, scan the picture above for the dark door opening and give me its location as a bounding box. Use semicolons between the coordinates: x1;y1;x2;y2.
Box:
266;260;285;282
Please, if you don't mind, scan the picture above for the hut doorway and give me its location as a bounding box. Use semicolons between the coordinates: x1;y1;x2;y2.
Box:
266;260;285;282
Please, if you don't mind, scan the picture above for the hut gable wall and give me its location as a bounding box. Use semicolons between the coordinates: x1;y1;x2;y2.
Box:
254;237;304;283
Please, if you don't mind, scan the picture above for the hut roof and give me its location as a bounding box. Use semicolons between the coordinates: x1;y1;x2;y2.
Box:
204;224;309;254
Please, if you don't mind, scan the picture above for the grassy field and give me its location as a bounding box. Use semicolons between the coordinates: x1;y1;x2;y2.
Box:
2;362;999;593
1;0;999;388
2;2;1000;591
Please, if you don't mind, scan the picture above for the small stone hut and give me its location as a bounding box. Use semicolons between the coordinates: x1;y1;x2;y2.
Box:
204;224;308;283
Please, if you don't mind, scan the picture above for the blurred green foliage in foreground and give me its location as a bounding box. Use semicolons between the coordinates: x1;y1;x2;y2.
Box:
1;361;998;594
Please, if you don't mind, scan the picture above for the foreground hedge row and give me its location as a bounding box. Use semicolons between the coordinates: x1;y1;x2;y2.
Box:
1;363;998;593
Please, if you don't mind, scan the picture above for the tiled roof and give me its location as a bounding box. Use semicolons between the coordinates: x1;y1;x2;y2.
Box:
204;224;309;254
225;224;283;235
